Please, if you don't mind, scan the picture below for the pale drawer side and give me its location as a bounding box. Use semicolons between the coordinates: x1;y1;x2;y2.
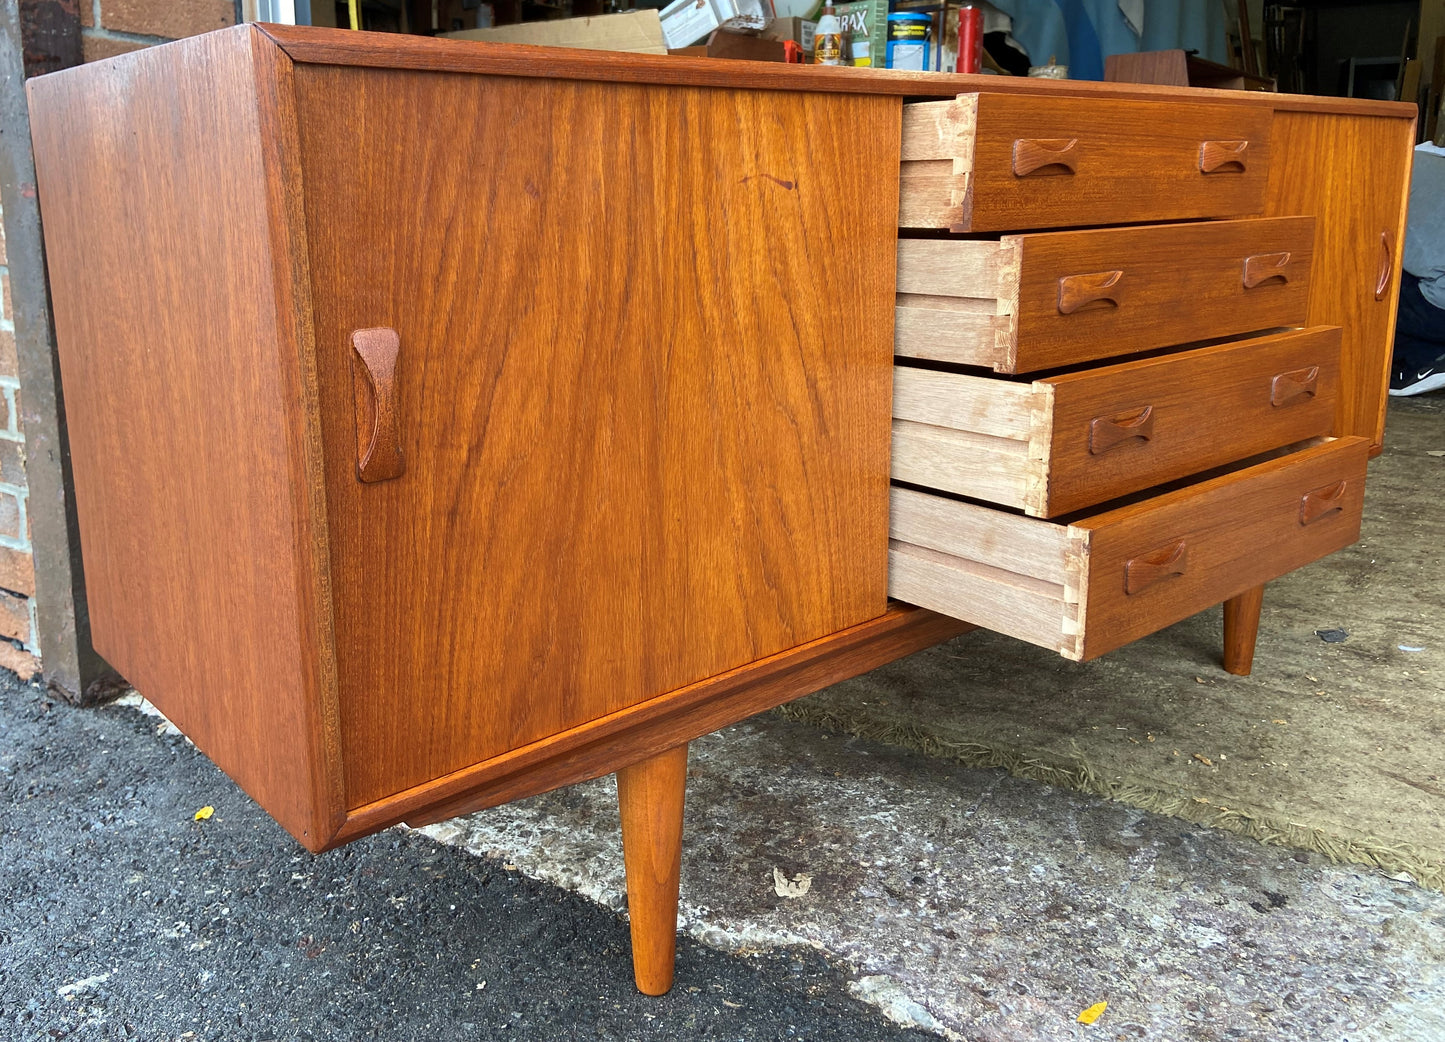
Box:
888;486;1085;658
895;237;1019;369
891;365;1052;514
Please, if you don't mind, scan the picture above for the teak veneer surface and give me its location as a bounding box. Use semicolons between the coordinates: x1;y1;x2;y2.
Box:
1074;437;1368;657
894;217;1314;373
291;64;898;808
335;604;973;844
1009;218;1313;372
898;93;1273;232
889;437;1368;661
257;23;1415;117
24;24;1414;859
1263;112;1416;451
26;29;346;846
891;326;1341;517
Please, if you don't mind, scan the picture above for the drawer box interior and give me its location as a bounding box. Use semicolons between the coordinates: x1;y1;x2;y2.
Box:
898;91;1273;233
895;217;1315;373
888;437;1369;661
891;326;1342;517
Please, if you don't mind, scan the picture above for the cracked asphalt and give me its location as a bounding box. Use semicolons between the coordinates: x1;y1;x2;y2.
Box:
0;674;937;1042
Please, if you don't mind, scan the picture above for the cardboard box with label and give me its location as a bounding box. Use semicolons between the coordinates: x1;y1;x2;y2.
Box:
446;10;668;53
835;0;887;66
762;16;817;55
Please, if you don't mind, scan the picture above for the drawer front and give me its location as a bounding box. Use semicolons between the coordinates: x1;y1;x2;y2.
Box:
900;92;1272;233
892;326;1341;517
1041;325;1340;515
1075;436;1368;658
296;69;901;808
889;437;1368;660
896;217;1314;373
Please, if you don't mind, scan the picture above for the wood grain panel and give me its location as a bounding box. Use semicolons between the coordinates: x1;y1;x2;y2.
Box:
1042;327;1341;515
259;24;1416;117
333;604;971;844
890;327;1339;517
26;26;346;849
895;218;1313;373
1077;437;1368;658
899;93;1272;232
292;67;898;808
1264;112;1416;452
887;439;1367;661
1011;217;1313;372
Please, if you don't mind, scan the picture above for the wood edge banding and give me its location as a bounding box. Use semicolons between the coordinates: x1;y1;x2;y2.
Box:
323;606;971;848
251;25;1415;117
248;31;349;849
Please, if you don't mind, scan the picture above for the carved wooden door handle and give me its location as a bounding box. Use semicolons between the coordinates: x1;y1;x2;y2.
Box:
1058;270;1124;315
1270;366;1319;406
1299;481;1347;525
1199;140;1249;173
1243;252;1291;289
1125;540;1188;595
1376;231;1392;301
1013;138;1078;176
1089;404;1154;455
350;327;405;483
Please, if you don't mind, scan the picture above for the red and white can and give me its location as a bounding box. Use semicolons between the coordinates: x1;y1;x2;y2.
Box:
957;4;983;74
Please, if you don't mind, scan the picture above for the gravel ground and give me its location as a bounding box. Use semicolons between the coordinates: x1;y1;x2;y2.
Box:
0;674;935;1042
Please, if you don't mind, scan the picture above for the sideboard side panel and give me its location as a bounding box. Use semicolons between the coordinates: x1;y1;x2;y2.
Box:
27;26;345;848
292;67;898;808
1264;111;1416;453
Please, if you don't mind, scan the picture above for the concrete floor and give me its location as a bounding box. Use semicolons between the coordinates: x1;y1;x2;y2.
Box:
424;716;1445;1041
46;396;1445;1041
416;397;1445;1041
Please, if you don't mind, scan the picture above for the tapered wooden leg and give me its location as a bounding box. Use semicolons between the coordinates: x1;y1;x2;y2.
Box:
617;742;688;996
1223;584;1266;676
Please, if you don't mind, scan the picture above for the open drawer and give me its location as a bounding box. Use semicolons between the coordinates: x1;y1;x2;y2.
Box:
888;436;1368;661
892;326;1341;518
895;217;1314;373
899;92;1272;233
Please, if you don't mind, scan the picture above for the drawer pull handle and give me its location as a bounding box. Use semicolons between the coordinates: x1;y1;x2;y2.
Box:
1270;366;1319;406
1199;139;1249;173
1089;404;1154;455
1058;270;1124;315
1243;252;1292;289
350;327;405;483
1125;540;1189;595
1013;138;1078;176
1300;481;1347;526
1376;230;1392;300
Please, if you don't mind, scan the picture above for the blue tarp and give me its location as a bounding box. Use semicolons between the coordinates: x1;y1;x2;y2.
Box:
993;0;1232;80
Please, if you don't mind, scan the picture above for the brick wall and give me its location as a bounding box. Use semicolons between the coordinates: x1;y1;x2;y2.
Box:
0;209;39;680
82;0;237;63
0;4;237;682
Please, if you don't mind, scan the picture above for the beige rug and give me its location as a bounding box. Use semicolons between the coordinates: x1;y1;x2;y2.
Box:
780;396;1445;888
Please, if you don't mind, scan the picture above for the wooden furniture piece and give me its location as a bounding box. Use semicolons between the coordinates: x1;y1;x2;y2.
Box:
1105;48;1277;92
26;25;1416;995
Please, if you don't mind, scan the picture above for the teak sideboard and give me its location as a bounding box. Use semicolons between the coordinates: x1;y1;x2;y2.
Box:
27;25;1415;994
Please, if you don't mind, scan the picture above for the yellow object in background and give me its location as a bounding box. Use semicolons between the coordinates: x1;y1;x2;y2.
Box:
193;805;214;821
1077;1001;1108;1025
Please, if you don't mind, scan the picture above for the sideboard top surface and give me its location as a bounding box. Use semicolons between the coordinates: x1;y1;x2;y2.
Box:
250;23;1416;119
22;19;1415;853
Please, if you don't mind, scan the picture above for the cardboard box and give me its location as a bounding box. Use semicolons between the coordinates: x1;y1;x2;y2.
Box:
835;0;888;66
659;0;772;49
445;10;668;53
762;15;817;54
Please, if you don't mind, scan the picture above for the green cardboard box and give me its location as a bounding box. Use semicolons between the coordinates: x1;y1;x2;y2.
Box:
835;0;889;66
